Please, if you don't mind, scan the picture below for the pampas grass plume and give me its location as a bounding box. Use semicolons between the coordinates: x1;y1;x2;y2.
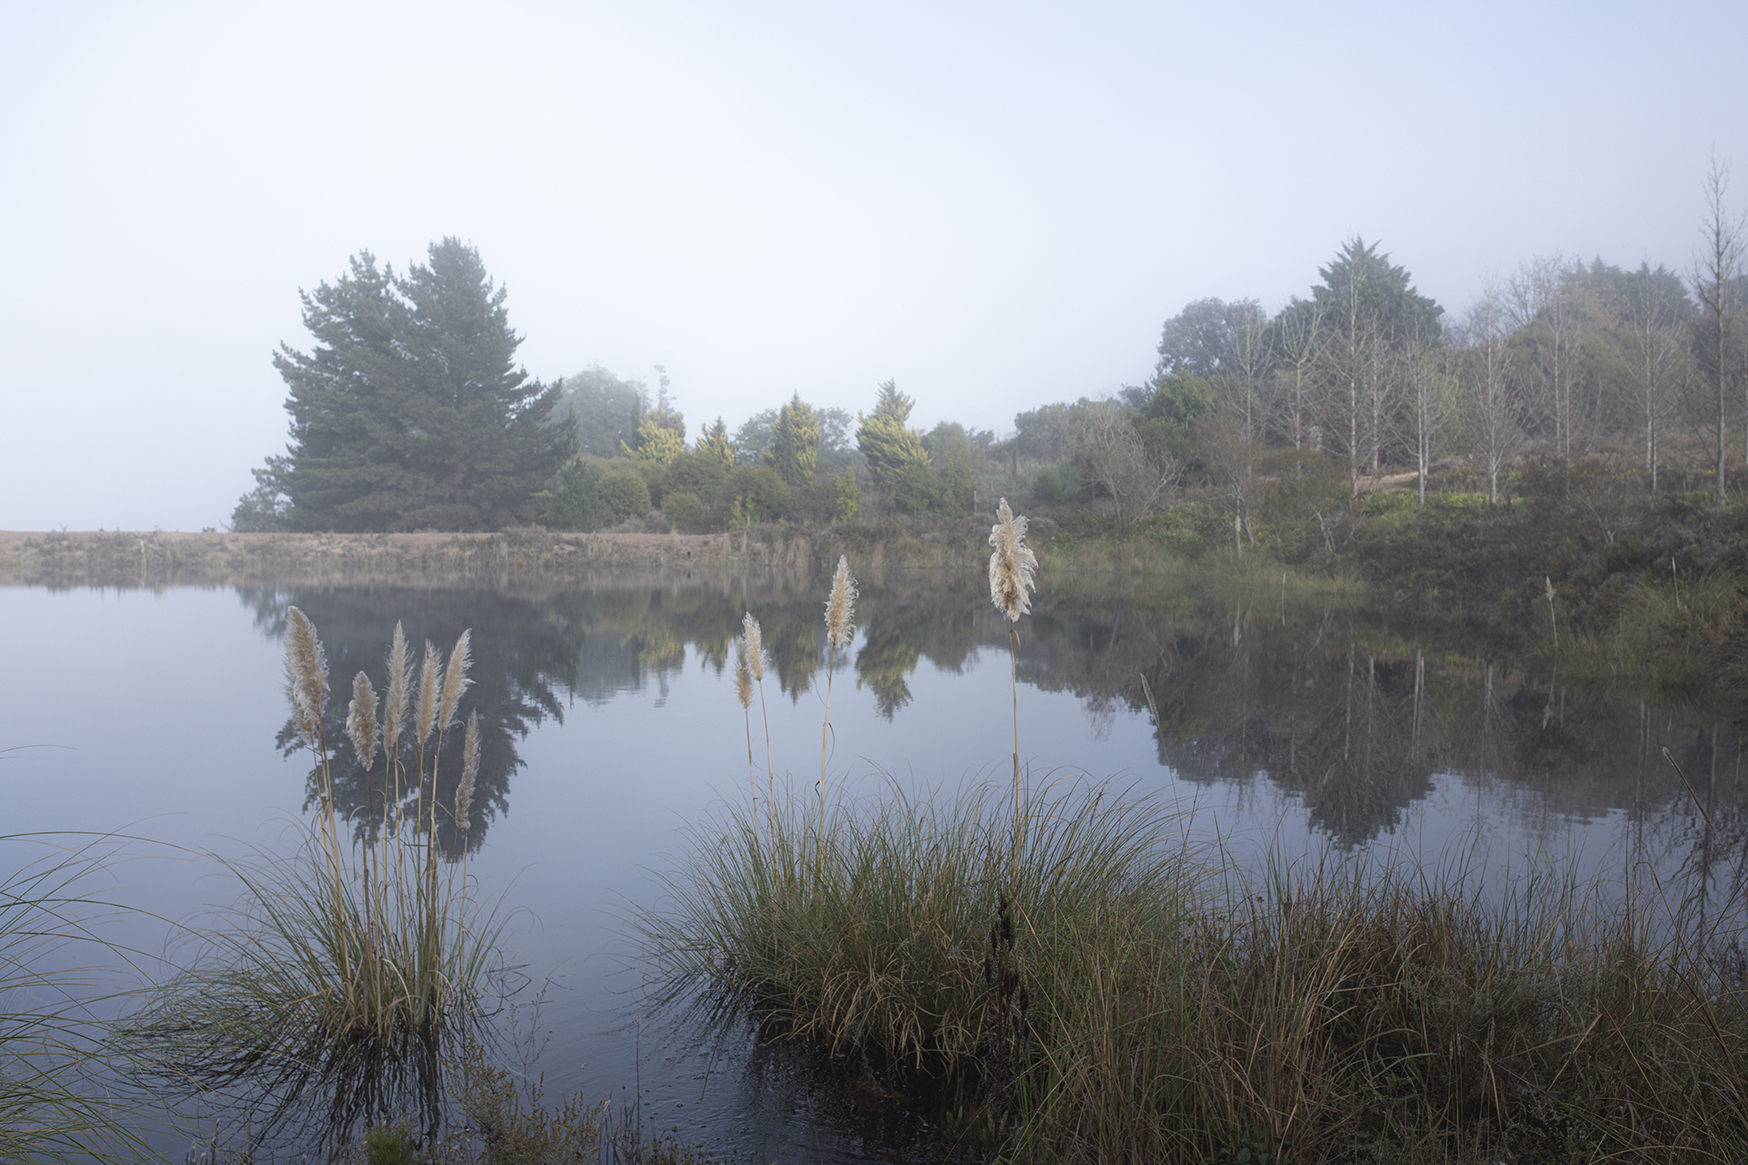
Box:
734;630;754;709
743;613;764;682
284;606;329;747
825;555;857;648
438;629;473;733
456;710;479;829
346;672;379;771
988;498;1038;623
416;640;442;748
384;622;411;758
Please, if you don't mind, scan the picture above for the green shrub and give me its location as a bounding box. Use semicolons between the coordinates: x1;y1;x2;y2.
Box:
727;465;792;524
1033;467;1065;504
1358;490;1416;518
830;468;862;523
662;491;706;534
599;467;653;524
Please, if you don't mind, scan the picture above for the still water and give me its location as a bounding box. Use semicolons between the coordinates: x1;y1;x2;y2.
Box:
3;570;1743;1161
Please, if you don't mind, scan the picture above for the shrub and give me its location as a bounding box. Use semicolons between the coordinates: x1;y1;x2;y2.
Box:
663;491;706;533
829;468;862;523
1033;467;1065;504
598;468;652;524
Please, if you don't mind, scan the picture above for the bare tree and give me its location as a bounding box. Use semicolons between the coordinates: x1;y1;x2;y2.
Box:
1400;323;1458;505
1079;403;1179;533
1623;268;1689;494
1459;283;1528;504
1509;253;1591;482
1271;298;1325;449
1693;157;1746;501
1324;261;1392;496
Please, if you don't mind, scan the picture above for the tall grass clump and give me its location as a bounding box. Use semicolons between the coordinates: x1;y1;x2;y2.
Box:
1562;568;1746;689
123;610;507;1138
647;774;1748;1161
639;778;1192;1088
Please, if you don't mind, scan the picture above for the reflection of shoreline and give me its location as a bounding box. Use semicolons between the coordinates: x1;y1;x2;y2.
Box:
239;574;1748;906
1;528;982;591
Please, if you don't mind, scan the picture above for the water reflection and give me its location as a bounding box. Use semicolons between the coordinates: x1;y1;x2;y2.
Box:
241;572;1747;902
243;587;585;854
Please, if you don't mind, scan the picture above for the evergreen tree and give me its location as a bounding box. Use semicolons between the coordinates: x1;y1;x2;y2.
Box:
766;393;821;487
237;239;574;531
856;381;932;494
623;412;685;466
698;417;735;468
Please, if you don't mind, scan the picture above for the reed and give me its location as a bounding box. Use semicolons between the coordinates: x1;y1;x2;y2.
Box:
819;555;857;871
743;612;774;839
123;611;505;1139
988;498;1037;883
645;777;1748;1162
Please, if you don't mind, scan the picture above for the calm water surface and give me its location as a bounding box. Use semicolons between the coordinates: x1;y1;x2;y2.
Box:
3;571;1743;1161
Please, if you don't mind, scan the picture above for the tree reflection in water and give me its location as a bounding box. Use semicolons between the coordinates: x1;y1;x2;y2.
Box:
243;571;1748;897
243;587;583;856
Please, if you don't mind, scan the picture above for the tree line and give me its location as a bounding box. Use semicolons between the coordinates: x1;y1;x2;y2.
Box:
234;164;1745;536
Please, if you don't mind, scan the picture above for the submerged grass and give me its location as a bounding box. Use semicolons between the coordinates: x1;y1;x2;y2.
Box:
643;780;1748;1162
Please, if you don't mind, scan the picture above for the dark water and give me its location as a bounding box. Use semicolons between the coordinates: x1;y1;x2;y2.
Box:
3;570;1744;1161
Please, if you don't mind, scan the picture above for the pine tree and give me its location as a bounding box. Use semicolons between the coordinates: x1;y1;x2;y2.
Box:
238;239;574;531
698;417;735;468
855;381;932;494
766;393;821;487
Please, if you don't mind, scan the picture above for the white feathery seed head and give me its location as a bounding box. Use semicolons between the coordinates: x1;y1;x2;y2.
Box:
438;628;473;733
456;710;479;830
416;640;442;747
284;606;329;748
825;555;857;649
988;498;1038;623
742;612;764;683
384;622;411;757
346;671;379;772
733;630;753;709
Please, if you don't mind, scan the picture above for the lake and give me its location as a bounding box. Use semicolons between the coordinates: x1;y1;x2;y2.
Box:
3;566;1742;1161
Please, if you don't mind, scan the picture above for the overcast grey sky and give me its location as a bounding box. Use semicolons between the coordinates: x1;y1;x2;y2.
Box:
4;0;1744;532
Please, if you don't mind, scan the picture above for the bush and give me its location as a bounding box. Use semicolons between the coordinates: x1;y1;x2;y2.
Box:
1033;467;1065;504
598;468;652;524
727;465;793;524
830;469;862;523
663;491;706;534
542;457;605;530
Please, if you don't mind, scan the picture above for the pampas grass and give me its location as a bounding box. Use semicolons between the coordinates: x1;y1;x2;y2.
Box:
124;611;501;1140
819;555;857;866
989;499;1037;880
734;630;756;811
743;612;773;835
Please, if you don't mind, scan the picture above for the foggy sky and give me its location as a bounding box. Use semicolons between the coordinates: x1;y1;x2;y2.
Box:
4;0;1744;532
